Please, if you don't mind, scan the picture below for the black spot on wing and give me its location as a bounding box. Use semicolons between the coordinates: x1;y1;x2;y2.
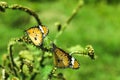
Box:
34;37;37;40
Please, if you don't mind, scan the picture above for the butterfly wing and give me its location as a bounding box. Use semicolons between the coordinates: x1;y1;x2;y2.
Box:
52;44;80;69
73;59;79;69
39;25;49;37
26;27;43;46
70;57;80;69
53;48;70;68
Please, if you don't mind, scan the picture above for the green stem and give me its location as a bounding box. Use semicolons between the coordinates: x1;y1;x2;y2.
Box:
8;45;18;77
54;0;84;43
0;2;42;25
66;0;84;24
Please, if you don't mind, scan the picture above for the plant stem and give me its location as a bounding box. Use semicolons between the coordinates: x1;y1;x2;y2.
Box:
8;44;18;77
66;0;84;24
0;1;42;25
54;0;84;43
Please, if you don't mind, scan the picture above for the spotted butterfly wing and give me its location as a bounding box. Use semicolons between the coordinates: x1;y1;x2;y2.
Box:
52;44;80;69
26;25;49;46
70;57;80;69
53;46;70;68
26;27;43;46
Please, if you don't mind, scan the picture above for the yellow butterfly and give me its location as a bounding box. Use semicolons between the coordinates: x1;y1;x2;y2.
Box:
26;25;49;46
52;44;80;69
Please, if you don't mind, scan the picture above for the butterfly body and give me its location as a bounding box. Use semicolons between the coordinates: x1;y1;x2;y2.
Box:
52;44;80;69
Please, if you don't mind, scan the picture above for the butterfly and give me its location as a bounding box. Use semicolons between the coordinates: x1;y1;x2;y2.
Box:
52;44;80;69
26;25;49;46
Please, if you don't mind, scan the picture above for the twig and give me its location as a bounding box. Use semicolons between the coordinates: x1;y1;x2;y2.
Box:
70;45;95;60
66;0;84;24
54;0;84;43
0;1;42;25
8;43;18;77
70;51;86;55
9;4;42;25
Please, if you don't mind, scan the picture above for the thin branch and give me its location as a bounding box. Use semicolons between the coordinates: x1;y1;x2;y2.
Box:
8;41;19;77
9;4;42;25
70;51;86;55
66;0;84;24
70;45;95;60
8;42;18;77
0;1;42;25
54;0;84;43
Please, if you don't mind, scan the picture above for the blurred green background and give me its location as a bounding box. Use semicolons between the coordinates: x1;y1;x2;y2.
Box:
0;0;120;80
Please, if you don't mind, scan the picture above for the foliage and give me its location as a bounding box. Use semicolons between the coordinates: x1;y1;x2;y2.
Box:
0;0;96;80
0;0;120;80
